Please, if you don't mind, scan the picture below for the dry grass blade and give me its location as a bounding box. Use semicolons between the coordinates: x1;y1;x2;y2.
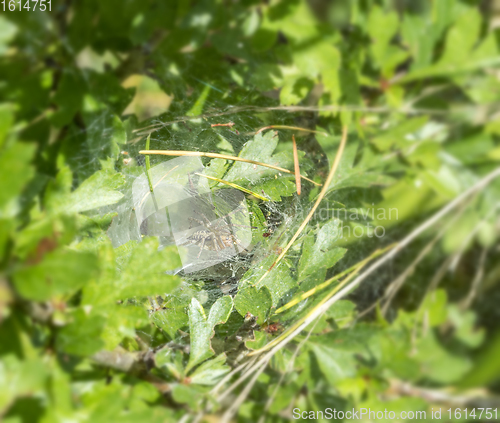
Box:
217;166;500;422
258;166;500;355
144;134;154;192
255;125;328;136
274;246;389;315
220;357;271;423
194;173;270;201
138;149;321;186
211;122;235;128
217;246;391;423
461;247;488;310
252;244;394;355
255;125;348;286
257;313;326;423
380;205;466;316
292;135;301;196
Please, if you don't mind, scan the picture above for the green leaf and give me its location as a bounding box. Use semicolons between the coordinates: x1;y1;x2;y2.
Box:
186;85;210;117
250;177;297;201
437;8;481;67
224;131;294;183
100;304;149;350
82;239;181;306
234;284;272;324
279;76;313;105
189;353;230;385
447;305;485;349
417;289;447;327
401;7;500;82
401;14;439;70
309;325;376;384
114;240;181;301
298;220;346;279
65;169;125;213
459;332;500;388
317;132;394;192
12;249;98;301
0;142;35;211
50;69;86;127
151;297;189;339
367;6;407;76
371;116;429;151
0;103;14;148
325;300;357;328
0;355;48;414
186;296;233;372
171;384;205;410
0;15;17;54
56;309;105;356
414;331;472;384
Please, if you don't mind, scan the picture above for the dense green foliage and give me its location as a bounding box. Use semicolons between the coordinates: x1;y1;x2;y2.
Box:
1;1;500;421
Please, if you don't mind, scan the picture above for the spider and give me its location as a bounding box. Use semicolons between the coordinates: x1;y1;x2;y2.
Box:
184;211;253;259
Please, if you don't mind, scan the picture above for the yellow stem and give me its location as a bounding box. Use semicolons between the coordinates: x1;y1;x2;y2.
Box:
254;126;348;287
139;150;321;186
194;173;270;202
292;135;301;196
250;243;396;356
255;125;328;136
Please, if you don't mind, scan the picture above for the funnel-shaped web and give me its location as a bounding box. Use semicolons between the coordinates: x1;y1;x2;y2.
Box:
108;156;253;273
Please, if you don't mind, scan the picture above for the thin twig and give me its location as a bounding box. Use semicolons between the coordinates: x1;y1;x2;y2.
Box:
254;126;348;286
189;357;258;423
145;134;154;192
211;357;257;397
132;104;452;135
461;247;488;310
264;167;500;353
257;314;324;423
211;122;235;128
216;356;260;402
274;249;387;315
449;203;499;272
292;135;301;196
255;125;328;137
218;167;500;421
220;356;272;423
252;244;395;355
381;206;465;316
138;149;321;186
385;379;500;408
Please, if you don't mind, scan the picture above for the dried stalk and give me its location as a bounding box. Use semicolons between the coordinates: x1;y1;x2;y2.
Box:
216;166;500;422
292;134;301;195
255;126;348;286
138;149;320;186
255;125;328;136
194;173;269;201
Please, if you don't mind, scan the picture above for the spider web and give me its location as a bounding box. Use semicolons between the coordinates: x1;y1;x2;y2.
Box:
72;57;398;347
74;75;310;313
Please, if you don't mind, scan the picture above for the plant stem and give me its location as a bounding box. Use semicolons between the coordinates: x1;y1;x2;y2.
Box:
254;126;348;287
138;149;321;186
145;134;154;192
